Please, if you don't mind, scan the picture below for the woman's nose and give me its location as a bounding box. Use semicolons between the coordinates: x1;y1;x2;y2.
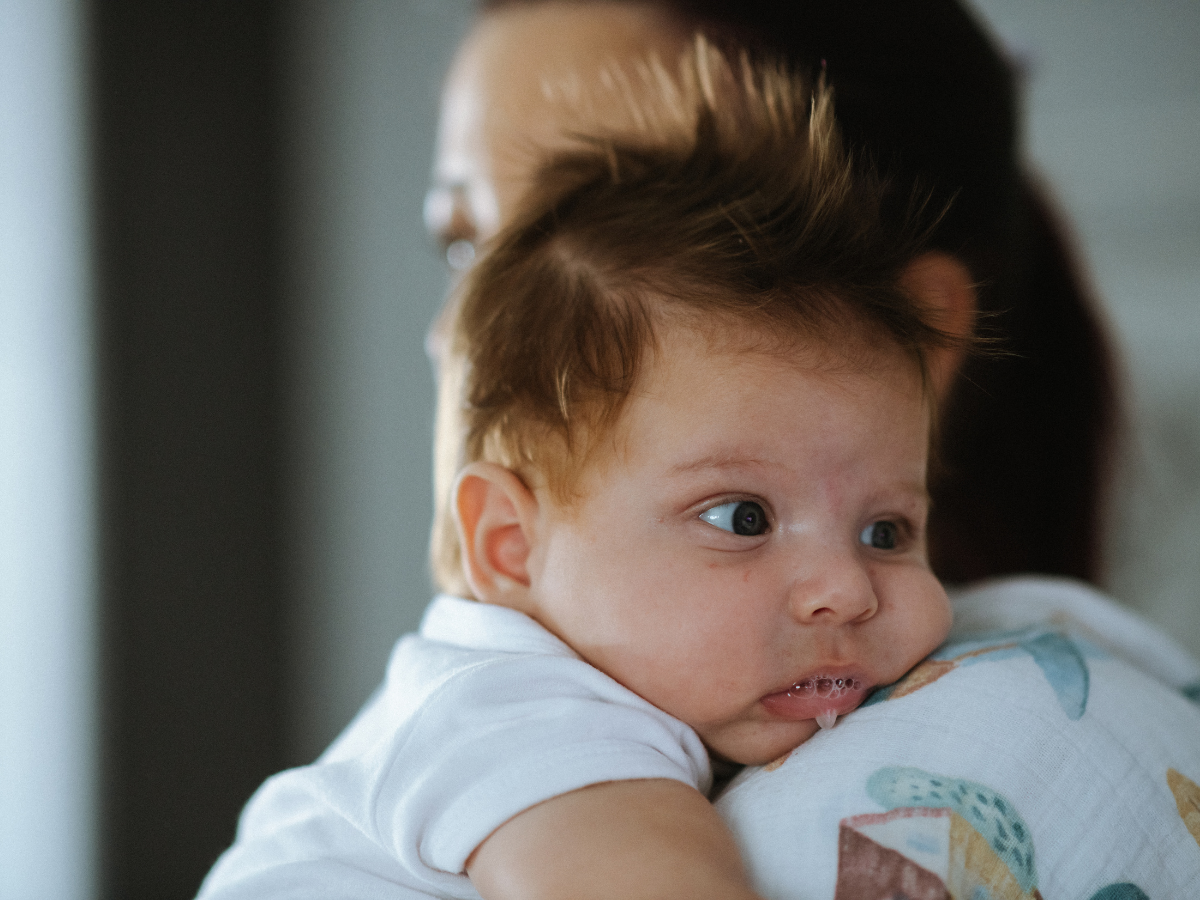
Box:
788;558;878;626
423;182;479;270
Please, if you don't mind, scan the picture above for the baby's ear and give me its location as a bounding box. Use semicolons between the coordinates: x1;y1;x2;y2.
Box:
454;461;539;610
900;251;977;398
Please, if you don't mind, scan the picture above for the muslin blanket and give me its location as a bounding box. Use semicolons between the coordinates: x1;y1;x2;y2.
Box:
717;576;1200;900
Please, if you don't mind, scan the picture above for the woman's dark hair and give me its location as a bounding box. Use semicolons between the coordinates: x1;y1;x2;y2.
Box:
478;0;1120;585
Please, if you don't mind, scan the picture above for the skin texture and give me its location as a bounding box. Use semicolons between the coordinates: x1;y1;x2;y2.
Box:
467;778;761;900
425;2;688;258
456;323;952;900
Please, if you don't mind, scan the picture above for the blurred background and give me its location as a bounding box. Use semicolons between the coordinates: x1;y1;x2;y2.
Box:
1;1;1197;898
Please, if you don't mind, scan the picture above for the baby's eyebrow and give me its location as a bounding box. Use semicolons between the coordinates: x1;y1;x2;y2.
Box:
665;454;777;477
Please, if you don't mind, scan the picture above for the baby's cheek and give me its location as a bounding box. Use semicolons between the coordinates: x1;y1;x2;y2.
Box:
896;575;953;659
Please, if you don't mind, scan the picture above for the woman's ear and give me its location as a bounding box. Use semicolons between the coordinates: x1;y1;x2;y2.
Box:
900;252;977;398
454;461;539;610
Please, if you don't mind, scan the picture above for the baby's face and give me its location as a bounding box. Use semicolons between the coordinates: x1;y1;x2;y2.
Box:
520;324;951;766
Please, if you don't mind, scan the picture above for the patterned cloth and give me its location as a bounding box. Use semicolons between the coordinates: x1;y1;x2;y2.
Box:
717;576;1200;900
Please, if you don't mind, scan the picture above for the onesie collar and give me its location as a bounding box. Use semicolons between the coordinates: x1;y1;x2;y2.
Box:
419;594;580;659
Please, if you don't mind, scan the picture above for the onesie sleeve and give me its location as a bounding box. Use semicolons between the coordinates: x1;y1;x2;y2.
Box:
198;601;714;899
374;651;712;881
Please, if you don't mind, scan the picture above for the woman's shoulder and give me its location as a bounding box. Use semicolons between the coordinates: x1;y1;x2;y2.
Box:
948;574;1200;690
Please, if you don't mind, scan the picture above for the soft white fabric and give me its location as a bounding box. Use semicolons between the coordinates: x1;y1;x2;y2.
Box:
717;576;1200;900
197;595;711;900
200;579;1200;900
948;574;1200;690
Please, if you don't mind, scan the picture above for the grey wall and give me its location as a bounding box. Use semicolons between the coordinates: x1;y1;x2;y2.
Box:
92;3;288;896
88;6;473;896
967;0;1200;659
2;1;94;897
280;0;473;765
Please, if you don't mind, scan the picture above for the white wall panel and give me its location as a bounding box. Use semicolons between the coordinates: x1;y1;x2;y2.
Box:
0;1;95;897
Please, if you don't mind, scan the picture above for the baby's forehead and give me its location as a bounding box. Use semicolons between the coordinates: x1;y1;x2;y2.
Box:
609;314;928;434
553;311;935;505
533;307;932;515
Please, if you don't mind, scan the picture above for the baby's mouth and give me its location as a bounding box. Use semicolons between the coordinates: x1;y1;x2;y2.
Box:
760;674;869;728
786;675;864;699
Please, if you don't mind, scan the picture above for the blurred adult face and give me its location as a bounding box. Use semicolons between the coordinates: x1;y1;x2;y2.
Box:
424;2;688;268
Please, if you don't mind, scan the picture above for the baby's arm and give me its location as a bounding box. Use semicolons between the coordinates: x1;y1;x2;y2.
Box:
467;778;765;900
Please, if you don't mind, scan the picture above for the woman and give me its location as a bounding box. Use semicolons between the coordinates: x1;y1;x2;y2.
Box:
195;7;1200;898
424;0;1120;591
414;14;1200;900
414;12;1200;900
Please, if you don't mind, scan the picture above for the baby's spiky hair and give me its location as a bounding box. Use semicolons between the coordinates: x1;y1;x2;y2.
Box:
431;37;956;595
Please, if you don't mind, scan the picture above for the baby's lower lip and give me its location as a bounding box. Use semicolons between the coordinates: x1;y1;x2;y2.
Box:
760;675;869;721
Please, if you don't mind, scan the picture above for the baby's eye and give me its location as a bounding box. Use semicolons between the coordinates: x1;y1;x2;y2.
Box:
700;500;769;536
859;520;900;550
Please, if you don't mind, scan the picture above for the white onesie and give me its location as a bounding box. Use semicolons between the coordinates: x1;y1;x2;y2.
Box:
196;595;711;899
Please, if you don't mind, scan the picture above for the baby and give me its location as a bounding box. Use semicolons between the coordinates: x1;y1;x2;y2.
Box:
198;42;970;900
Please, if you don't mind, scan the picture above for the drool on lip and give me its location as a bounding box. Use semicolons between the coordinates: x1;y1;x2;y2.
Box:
786;676;863;699
761;674;869;728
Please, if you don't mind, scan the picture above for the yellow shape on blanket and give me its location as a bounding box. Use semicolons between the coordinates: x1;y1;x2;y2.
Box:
1168;767;1200;848
763;750;792;772
889;644;1023;701
948;810;1039;900
889;658;958;700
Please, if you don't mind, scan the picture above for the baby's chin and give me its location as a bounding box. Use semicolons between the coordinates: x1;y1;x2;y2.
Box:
703;718;822;769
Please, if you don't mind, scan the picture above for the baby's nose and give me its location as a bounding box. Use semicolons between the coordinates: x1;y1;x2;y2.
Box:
788;559;878;625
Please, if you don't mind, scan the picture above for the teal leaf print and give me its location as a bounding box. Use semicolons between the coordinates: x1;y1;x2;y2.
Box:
866;766;1036;892
1088;883;1149;900
861;629;1094;719
1020;632;1089;719
859;682;894;707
